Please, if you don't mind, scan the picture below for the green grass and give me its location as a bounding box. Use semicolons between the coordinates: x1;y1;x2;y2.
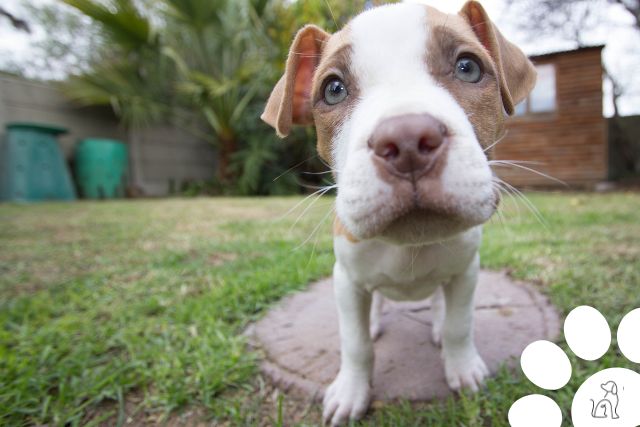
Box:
1;193;639;426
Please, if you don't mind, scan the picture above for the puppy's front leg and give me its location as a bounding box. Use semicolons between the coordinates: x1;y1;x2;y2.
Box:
323;261;373;426
442;253;489;392
369;291;384;340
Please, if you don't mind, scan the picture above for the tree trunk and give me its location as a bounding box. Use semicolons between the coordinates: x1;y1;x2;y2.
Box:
217;134;237;183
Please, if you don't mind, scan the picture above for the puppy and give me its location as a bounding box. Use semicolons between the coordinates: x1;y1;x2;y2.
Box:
262;1;536;425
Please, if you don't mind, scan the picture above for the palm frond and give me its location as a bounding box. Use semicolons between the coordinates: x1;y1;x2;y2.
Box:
62;0;153;51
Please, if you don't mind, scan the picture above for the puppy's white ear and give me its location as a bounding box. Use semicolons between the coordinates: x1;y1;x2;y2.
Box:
459;1;536;115
261;25;330;137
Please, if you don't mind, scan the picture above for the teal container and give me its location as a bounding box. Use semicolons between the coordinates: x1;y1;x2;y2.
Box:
74;139;129;199
0;122;76;202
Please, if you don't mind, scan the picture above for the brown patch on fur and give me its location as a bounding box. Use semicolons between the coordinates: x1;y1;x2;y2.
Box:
310;29;358;164
261;25;331;138
459;1;537;115
424;7;506;150
262;25;358;166
333;215;359;243
422;3;536;152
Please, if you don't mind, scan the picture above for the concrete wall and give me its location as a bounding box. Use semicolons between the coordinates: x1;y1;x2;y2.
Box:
0;74;217;196
132;125;217;196
0;74;126;157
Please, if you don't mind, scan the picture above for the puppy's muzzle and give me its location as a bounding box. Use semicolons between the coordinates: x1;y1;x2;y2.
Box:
368;113;448;181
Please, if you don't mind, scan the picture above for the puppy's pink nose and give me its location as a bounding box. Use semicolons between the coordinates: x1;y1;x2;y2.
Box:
369;113;447;179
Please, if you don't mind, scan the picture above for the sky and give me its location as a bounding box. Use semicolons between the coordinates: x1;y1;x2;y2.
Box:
0;0;40;62
1;0;639;116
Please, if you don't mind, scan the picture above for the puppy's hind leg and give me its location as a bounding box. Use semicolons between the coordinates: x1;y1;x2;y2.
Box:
430;285;445;347
370;291;385;341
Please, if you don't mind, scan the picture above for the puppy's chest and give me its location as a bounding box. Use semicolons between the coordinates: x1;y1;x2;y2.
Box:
334;228;480;301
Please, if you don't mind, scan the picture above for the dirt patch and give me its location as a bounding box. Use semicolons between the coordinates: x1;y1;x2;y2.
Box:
81;378;323;427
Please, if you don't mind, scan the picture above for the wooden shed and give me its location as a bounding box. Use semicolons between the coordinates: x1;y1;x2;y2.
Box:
494;46;607;188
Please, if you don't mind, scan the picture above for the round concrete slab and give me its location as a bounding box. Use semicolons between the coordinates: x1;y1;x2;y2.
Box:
246;270;561;402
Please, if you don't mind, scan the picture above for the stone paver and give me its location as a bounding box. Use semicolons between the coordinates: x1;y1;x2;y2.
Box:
246;270;561;402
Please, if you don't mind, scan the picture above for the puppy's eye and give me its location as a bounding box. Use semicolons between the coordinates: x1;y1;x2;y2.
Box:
454;57;482;83
323;78;348;105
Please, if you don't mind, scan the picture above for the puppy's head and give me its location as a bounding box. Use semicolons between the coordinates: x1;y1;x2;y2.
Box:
262;1;536;244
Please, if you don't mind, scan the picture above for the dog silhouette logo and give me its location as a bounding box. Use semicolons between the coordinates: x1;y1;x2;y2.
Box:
590;380;620;419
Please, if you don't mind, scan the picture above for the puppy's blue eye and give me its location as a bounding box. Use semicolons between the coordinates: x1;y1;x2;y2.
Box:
455;57;482;83
323;78;348;105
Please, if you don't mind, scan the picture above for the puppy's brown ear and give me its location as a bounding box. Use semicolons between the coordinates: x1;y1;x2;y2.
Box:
459;1;536;115
261;25;330;137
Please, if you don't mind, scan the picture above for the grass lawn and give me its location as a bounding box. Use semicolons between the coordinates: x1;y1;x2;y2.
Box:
1;193;639;426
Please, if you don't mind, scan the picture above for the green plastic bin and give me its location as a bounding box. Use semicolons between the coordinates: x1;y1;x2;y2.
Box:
74;139;129;199
0;122;76;202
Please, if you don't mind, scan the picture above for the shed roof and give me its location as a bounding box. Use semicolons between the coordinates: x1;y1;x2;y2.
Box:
528;45;605;60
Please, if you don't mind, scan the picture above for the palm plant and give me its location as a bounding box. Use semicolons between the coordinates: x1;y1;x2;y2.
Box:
62;0;279;186
163;0;273;182
62;0;173;127
60;0;373;194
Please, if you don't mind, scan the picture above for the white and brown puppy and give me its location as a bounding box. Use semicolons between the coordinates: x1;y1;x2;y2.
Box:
262;1;536;425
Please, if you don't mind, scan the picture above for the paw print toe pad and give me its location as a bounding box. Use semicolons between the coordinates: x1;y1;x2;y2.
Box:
520;340;572;390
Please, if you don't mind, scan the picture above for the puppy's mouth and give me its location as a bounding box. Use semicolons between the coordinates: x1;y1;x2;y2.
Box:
359;179;499;244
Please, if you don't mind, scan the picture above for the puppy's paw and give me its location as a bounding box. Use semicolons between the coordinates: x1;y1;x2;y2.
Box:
323;372;371;426
443;350;489;392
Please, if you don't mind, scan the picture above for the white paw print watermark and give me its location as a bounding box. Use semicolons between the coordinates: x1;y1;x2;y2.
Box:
508;306;640;427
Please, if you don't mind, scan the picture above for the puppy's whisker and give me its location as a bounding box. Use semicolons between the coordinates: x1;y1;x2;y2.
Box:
280;185;336;221
491;198;508;231
273;154;323;182
300;183;337;191
489;159;543;166
489;160;567;187
317;156;337;173
302;170;336;175
324;0;340;31
493;178;522;214
493;177;548;228
483;130;509;153
290;186;336;231
295;204;335;251
492;178;523;219
292;53;323;58
435;240;458;257
407;246;421;277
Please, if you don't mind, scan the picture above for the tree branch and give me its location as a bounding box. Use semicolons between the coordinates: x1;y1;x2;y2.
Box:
0;7;31;33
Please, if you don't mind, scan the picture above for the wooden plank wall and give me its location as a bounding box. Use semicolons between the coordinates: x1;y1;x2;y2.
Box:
494;47;607;187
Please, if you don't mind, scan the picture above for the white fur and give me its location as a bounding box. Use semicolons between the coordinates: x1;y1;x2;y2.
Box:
334;3;495;241
317;4;496;426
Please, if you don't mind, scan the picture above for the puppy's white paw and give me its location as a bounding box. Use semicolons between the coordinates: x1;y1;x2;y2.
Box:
322;372;371;426
444;350;489;392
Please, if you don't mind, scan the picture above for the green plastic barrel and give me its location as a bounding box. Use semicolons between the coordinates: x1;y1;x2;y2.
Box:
74;139;129;199
0;122;76;202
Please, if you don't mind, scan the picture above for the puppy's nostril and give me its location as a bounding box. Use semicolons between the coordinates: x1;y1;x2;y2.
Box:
418;136;442;153
380;142;399;159
418;137;434;153
439;123;448;137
